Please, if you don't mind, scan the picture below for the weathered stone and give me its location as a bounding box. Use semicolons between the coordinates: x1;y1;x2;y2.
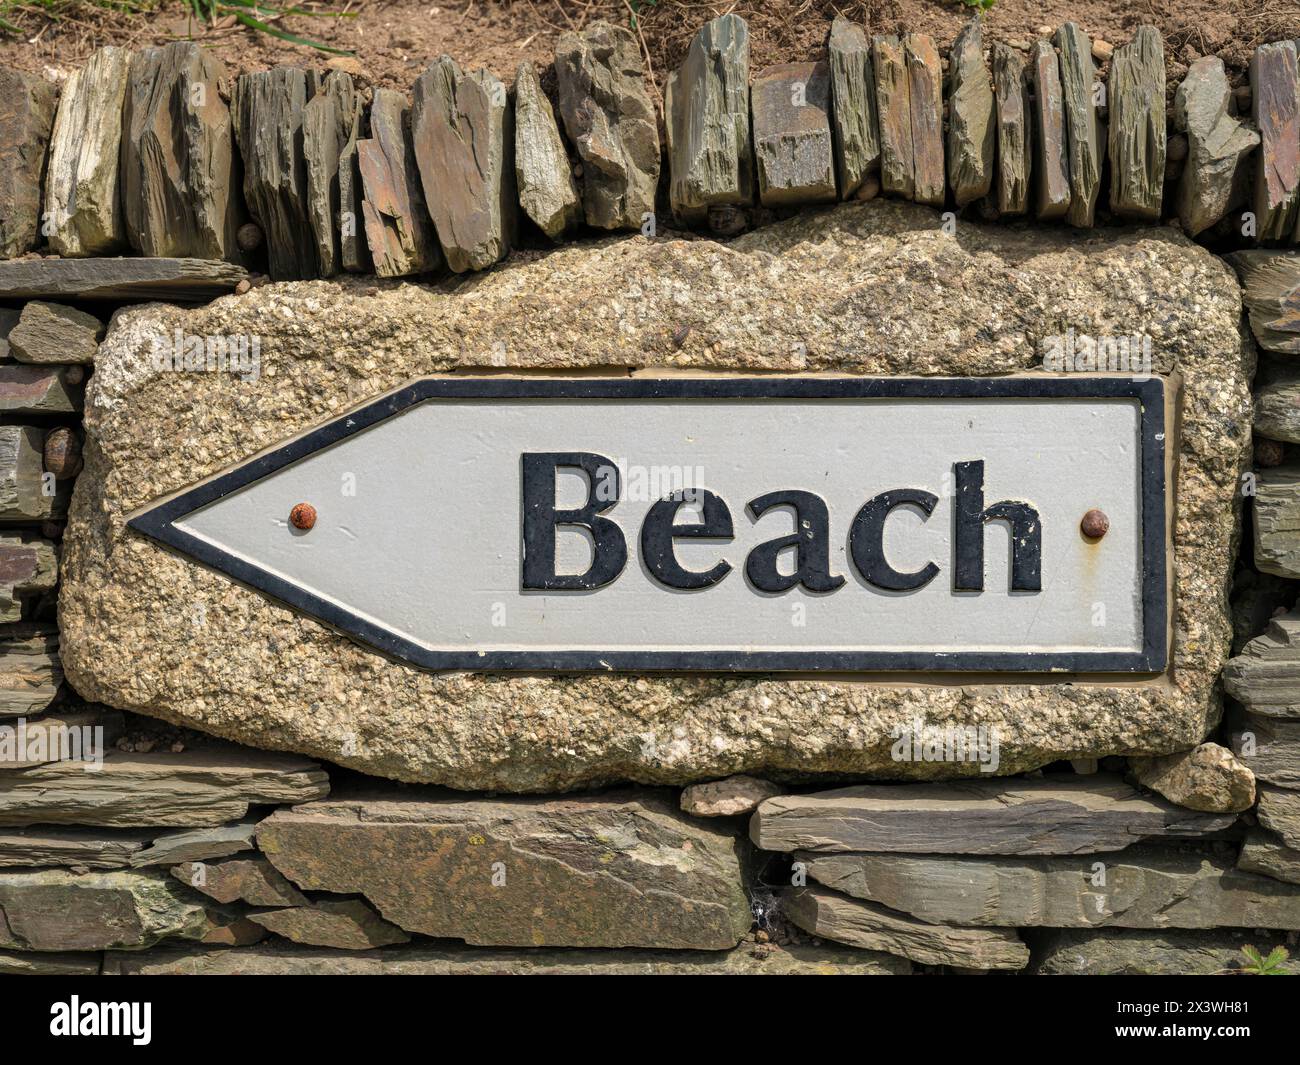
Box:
0;427;70;524
1106;26;1165;220
0;746;327;827
248;898;409;948
991;43;1030;216
8;301;103;364
0;257;249;302
0;309;17;360
1056;23;1103;227
59;203;1250;790
257;792;750;949
1228;251;1300;354
947;18;994;207
1029;39;1071;219
784;885;1029;970
751;776;1237;854
872;36;913;200
131;819;257;867
1031;927;1300;975
1129;743;1256;813
514;62;581;239
0;366;83;416
681;774;782;817
750;62;835;207
0;826;151;868
1230;710;1300;787
1258;784;1300;848
412;57;515;272
0;868;228;951
1239;829;1300;884
104;939;910;975
0;625;60;716
0;706;118;768
337;92;371;273
0;948;99;974
43;427;82;480
302;71;357;278
827;17;878;200
1251;466;1300;576
554;20;660;230
1228;614;1300;716
120;42;241;259
171;854;305;906
45;47;130;256
1175;57;1260;237
1251;41;1300;241
0;533;58;624
801;847;1300;929
904;34;944;207
666;14;753;221
231;67;318;281
0;70;57;258
357;88;440;277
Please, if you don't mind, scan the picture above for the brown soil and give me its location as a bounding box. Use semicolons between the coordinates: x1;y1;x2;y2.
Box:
1;0;1296;94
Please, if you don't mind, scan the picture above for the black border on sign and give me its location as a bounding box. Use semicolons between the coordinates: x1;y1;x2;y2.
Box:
128;376;1168;674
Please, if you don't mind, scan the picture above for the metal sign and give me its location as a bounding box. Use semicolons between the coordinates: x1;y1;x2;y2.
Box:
129;377;1167;673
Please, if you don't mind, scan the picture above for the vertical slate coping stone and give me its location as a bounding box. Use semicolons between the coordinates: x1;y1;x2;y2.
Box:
750;62;837;206
45;46;131;257
904;34;944;208
872;35;914;201
514;62;582;240
1030;39;1071;220
1056;22;1104;228
991;42;1031;216
666;13;753;223
1251;40;1300;242
302;70;358;278
231;67;319;281
1174;56;1259;237
827;17;879;200
946;17;994;208
1107;26;1166;221
338;93;371;274
411;56;516;273
0;71;57;259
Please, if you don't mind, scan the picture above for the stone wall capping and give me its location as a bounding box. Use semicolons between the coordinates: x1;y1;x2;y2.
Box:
0;257;250;302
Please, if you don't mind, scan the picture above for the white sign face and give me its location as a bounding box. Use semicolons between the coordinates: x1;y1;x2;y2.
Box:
130;378;1167;673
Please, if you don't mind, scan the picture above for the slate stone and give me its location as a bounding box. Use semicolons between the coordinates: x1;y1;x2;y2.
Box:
872;35;913;200
358;88;440;277
1029;39;1071;219
1128;743;1256;813
666;14;753;222
681;774;782;817
1251;465;1300;576
1056;23;1104;227
1227;250;1300;354
0;426;71;521
0;309;17;361
784;885;1029;970
1230;709;1300;787
0;706;118;769
302;70;357;278
8;301;103;364
257;791;751;949
1258;784;1300;848
0;746;328;827
1031;928;1300;975
554;20;661;230
0;624;61;716
751;62;836;206
750;775;1237;855
904;34;944;207
1223;611;1300;716
231;67;318;280
1106;26;1165;220
0;366;83;417
103;939;911;975
1175;57;1260;236
514;62;581;239
1231;569;1298;654
1250;40;1300;241
0;826;152;869
249;898;409;949
827;17;878;200
947;17;994;207
131;819;257;867
0;70;57;259
1239;829;1300;884
337;92;371;273
171;855;306;906
45;47;130;256
0;533;57;625
120;42;241;259
0;257;249;302
412;56;516;272
0;948;99;974
990;43;1030;216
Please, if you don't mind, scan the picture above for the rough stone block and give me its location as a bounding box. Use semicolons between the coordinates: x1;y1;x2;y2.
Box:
903;34;944;207
0;426;70;523
1031;927;1300;975
827;17;878;200
1228;251;1300;354
991;42;1030;216
0;70;57;259
946;17;994;207
248;898;409;949
1251;465;1300;576
751;62;836;206
1251;40;1300;241
1175;57;1259;237
1056;23;1103;227
1029;39;1071;220
1107;26;1165;220
872;35;913;200
0;257;249;302
514;62;581;239
7;300;103;364
1128;743;1255;813
358;88;440;277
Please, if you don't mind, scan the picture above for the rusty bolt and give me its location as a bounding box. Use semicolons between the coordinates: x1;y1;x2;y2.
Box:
1256;438;1286;468
236;222;264;252
1080;508;1110;539
289;502;317;531
43;427;82;480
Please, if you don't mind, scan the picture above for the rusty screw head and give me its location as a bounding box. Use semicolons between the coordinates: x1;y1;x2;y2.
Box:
289;502;317;531
1080;508;1110;539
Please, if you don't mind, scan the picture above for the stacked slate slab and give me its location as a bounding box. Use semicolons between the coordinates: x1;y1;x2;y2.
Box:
751;62;836;206
827;17;879;200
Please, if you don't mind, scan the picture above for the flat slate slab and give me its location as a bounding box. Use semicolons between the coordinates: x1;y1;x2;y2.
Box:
991;42;1030;216
903;34;944;208
0;258;249;302
0;624;61;716
1250;465;1300;577
1107;26;1165;220
171;854;306;905
514;62;581;239
751;62;836;206
1029;39;1071;220
0;826;153;869
1175;57;1259;237
1239;829;1300;884
130;819;258;867
1251;40;1300;241
1056;22;1104;227
0;70;57;259
1257;784;1300;848
872;36;914;200
1229;710;1300;787
750;775;1239;855
0;948;100;975
1031;927;1300;975
827;17;878;200
0;532;59;625
1223;610;1300;716
1228;250;1300;354
946;17;994;207
247;898;409;949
